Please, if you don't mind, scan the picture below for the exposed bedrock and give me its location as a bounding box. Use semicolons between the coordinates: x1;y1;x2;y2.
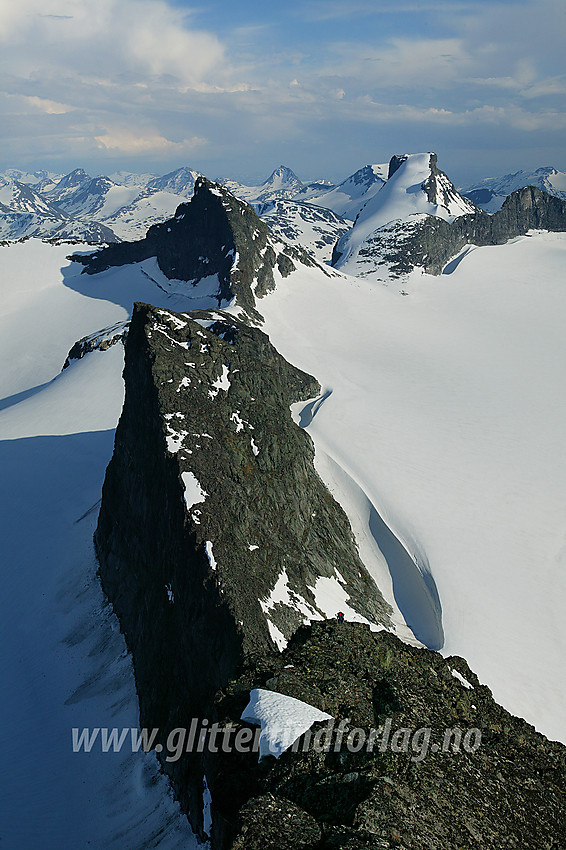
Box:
419;184;566;274
220;621;566;850
94;302;392;838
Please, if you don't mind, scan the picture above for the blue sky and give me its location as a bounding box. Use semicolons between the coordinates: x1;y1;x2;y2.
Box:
0;0;564;185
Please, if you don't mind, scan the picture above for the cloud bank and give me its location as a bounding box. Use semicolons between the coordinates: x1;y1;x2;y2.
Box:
0;0;564;182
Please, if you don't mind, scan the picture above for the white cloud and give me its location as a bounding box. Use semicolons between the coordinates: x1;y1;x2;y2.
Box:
23;95;73;115
0;0;231;90
94;129;207;153
345;98;566;132
318;38;473;90
0;0;564;177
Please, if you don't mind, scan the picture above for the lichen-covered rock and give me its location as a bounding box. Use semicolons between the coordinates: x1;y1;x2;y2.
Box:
231;794;322;850
220;622;566;850
215;621;566;850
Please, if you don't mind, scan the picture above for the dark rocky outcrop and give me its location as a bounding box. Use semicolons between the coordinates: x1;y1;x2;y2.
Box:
62;321;128;369
387;156;408;180
95;301;566;848
214;621;566;850
74;177;316;318
418;184;566;274
94;302;392;839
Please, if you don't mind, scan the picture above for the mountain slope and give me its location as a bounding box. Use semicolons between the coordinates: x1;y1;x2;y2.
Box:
147;166;200;195
222;622;565;850
294;163;388;221
0;240;200;848
45;168;200;241
463;166;566;211
0;174;117;242
260;230;566;745
258;199;350;263
76;176;318;318
333;152;475;278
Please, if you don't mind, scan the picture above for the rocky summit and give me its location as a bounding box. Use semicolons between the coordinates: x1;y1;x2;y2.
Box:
76;176;317;319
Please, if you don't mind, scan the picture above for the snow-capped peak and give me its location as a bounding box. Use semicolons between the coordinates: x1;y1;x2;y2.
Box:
331;152;476;277
462;166;566;211
147;167;201;195
50;168;91;191
349;153;473;239
263;165;302;191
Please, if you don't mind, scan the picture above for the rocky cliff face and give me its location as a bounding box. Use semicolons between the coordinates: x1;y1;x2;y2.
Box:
76;177;317;318
417;184;566;275
94;302;392;838
421;153;477;216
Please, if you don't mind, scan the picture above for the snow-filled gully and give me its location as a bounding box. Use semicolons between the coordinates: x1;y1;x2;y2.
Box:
295;391;444;651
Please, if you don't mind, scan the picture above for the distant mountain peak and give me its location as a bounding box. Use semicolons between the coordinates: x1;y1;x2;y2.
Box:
348;164;387;189
147;167;201;195
53;168;91;189
265;165;300;184
462;165;566;211
332;152;478;277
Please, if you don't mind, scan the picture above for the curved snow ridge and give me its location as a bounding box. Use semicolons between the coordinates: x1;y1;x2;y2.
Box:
291;386;333;428
293;393;444;651
442;245;476;275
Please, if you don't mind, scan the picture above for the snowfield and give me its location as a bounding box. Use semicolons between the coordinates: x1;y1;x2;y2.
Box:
261;231;566;745
241;688;333;760
0;242;202;848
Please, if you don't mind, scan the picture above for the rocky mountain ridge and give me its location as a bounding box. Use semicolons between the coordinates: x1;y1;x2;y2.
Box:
84;171;566;847
92;298;565;849
94;299;394;837
221;621;566;850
